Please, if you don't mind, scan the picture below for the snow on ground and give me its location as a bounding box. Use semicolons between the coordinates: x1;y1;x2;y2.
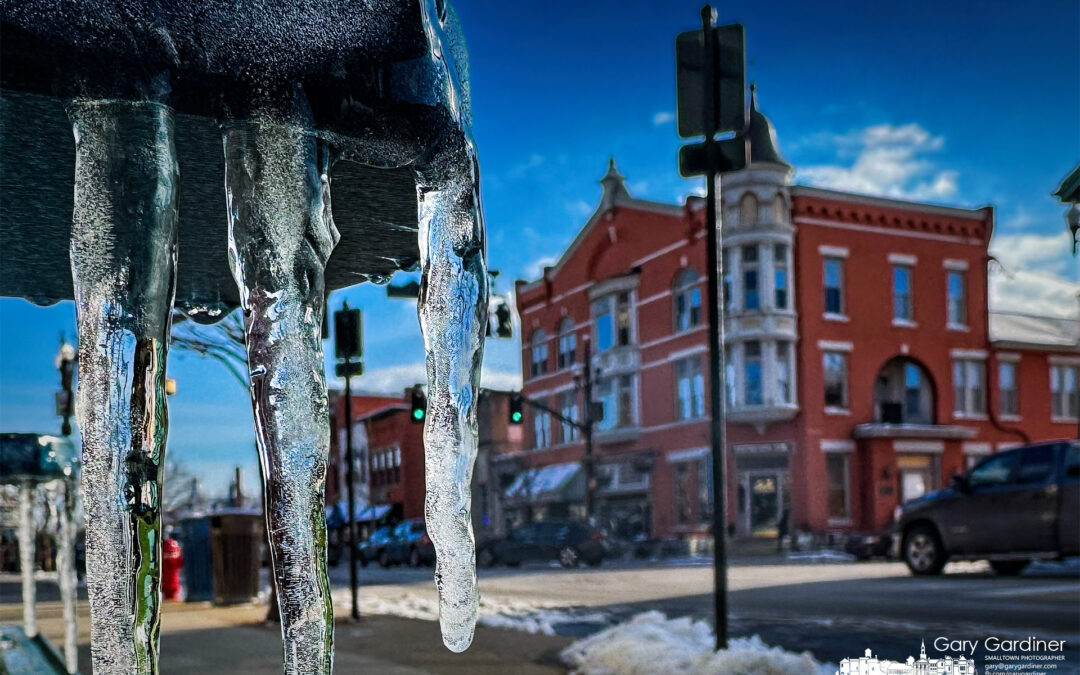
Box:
338;592;609;635
561;611;834;675
785;550;856;563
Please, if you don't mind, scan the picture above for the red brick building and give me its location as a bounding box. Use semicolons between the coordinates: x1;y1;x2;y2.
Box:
513;92;1079;543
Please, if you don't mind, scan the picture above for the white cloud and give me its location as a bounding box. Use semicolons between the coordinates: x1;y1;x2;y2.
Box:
989;230;1079;317
797;123;958;202
523;254;558;281
507;153;546;179
652;111;675;126
328;362;521;395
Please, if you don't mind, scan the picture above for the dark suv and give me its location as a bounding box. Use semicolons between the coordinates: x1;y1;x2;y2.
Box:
384;518;435;567
894;440;1079;575
477;520;609;568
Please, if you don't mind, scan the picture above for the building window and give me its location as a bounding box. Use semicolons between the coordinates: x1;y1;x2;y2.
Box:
1051;364;1079;419
823;257;844;315
725;345;736;406
999;361;1019;417
596;375;636;430
674;462;692;524
557;318;576;369
675;356;706;420
776;342;792;404
722;248;732;311
530;329;548;377
674;269;702;332
740;192;758;225
742;245;760;311
823;351;848;410
774;244;789;310
593;292;632;352
697;457;712;523
558;391;579;443
893;265;913;322
744;341;763;405
953;359;987;416
826;453;850;520
947;271;966;327
533;408;551;449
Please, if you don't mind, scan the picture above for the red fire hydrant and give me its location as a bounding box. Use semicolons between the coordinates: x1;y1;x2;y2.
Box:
162;538;184;601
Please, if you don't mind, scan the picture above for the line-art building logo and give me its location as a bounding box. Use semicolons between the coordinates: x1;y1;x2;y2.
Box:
838;640;976;675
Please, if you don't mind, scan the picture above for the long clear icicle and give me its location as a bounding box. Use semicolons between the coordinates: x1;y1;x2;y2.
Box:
69;100;179;674
58;480;79;674
416;136;489;653
224;117;338;674
18;481;36;638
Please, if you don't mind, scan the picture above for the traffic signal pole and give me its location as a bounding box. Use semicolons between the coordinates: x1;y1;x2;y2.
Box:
700;5;730;650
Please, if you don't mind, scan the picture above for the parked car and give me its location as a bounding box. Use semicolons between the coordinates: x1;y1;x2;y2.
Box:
384;519;435;567
477;520;609;568
894;440;1079;576
357;526;395;568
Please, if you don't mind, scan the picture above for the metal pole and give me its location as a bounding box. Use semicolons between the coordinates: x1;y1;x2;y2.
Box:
582;338;595;521
343;302;360;622
701;3;729;651
18;481;36;638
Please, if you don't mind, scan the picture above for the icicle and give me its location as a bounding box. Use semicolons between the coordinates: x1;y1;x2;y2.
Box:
415;134;489;653
58;479;79;674
69;99;179;674
224;116;338;674
18;481;36;638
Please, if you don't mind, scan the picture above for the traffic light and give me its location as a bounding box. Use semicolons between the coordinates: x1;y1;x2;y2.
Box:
493;300;513;338
410;386;427;424
509;393;524;425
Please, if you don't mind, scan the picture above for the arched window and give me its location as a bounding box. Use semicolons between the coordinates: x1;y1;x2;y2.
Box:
673;268;701;332
740;193;758;226
530;329;548;378
557;318;576;369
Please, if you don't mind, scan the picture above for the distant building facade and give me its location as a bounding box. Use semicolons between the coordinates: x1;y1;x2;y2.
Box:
513;91;1079;541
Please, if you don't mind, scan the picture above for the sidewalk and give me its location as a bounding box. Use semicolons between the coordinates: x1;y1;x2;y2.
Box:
0;601;571;674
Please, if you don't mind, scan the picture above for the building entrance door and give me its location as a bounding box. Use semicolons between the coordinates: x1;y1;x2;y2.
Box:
740;470;785;537
897;454;939;503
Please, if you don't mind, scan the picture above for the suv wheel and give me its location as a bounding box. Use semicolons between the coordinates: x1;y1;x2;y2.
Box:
558;546;580;568
477;548;497;568
378;550;391;568
408;548;422;568
903;525;947;576
989;560;1029;576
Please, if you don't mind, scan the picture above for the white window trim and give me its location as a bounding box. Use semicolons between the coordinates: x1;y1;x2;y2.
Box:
943;258;969;271
823;312;850;322
818;245;849;258
817;340;853;352
947;322;969;332
892;318;918;328
888;252;918;265
951;348;988;360
996;352;1021;363
962;442;992;456
820;439;855;453
1049;355;1080;367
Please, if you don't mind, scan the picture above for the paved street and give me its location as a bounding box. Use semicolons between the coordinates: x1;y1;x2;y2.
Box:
329;556;1080;668
2;557;1077;672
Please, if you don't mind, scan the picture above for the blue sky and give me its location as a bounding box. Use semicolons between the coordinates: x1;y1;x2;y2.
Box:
1;0;1077;497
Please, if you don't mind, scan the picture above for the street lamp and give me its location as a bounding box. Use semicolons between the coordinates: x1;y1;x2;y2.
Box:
55;337;76;436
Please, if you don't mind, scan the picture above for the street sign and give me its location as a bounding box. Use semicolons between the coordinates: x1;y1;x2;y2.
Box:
335;361;364;378
679;136;747;177
675;23;746;138
334;307;363;360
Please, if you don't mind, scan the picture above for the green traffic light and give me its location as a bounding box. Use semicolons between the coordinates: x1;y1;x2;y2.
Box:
511;411;522;423
413;409;425;421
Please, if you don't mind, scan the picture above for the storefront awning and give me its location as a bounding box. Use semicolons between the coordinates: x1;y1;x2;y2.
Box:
504;462;584;504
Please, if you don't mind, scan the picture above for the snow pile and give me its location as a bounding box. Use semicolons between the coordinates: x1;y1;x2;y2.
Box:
561;611;832;675
786;550;856;563
343;592;609;635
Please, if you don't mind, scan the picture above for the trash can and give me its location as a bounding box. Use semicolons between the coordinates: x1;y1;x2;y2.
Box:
209;513;263;605
178;517;213;602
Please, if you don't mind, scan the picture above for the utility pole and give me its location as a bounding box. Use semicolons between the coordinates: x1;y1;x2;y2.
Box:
334;301;363;622
675;5;746;650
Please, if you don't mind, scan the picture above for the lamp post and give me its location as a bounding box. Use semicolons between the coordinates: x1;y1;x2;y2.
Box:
55;336;76;436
